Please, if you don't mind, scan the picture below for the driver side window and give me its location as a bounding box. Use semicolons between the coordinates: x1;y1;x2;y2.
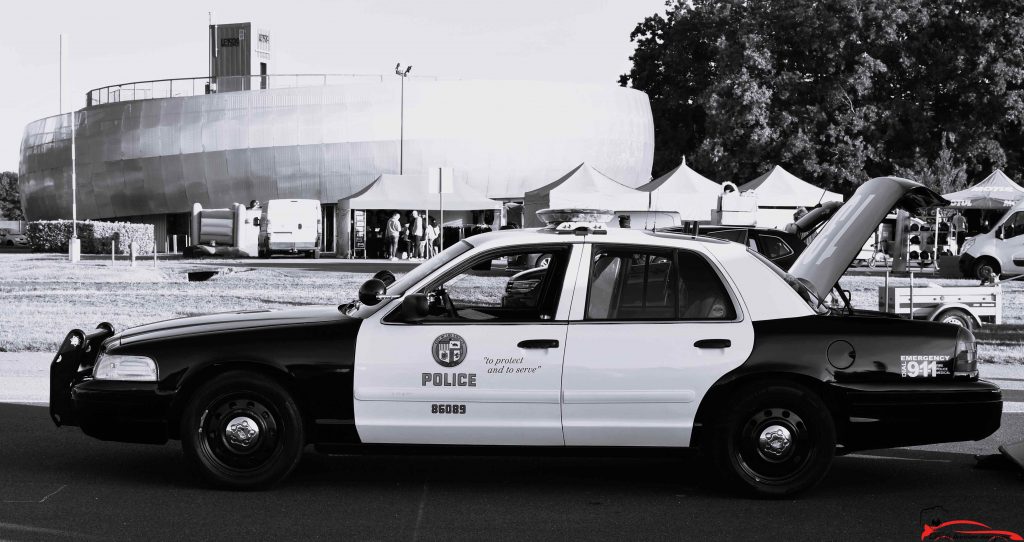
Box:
1004;212;1024;239
396;246;570;323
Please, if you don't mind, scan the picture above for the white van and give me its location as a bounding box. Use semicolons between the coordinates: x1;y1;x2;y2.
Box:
258;199;322;258
959;202;1024;278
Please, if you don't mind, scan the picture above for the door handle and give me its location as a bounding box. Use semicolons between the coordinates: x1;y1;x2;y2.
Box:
694;339;731;349
518;339;560;349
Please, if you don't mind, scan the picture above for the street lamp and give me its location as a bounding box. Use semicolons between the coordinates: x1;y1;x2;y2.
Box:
395;63;412;174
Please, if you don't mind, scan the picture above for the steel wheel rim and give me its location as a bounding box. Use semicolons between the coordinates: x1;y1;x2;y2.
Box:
198;392;282;473
941;315;968;327
735;407;814;484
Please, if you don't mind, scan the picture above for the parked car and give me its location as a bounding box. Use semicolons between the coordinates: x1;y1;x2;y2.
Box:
258;199;322;258
658;225;806;270
50;177;1000;496
0;228;28;247
959;198;1024;279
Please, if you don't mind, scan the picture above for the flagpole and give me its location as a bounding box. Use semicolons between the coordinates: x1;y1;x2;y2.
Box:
64;34;80;262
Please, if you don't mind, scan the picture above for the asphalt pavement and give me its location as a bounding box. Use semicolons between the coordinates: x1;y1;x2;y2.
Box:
0;354;1022;541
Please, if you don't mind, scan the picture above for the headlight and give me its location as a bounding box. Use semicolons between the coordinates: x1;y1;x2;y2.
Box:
961;237;976;252
93;353;158;381
953;329;978;378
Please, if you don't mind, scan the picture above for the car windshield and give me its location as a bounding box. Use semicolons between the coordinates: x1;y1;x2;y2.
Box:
344;240;474;318
746;248;829;315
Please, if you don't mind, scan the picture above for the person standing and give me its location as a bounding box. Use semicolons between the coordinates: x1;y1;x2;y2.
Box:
424;216;438;258
386;212;401;260
411;211;424;260
951;211;968;249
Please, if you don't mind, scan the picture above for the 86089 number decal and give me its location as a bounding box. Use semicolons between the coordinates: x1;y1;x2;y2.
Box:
431;404;466;414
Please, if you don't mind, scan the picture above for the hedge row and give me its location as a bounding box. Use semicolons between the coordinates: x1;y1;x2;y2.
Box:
26;220;155;255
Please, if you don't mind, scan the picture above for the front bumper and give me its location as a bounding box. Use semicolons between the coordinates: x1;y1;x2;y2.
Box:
50;326;172;444
831;380;1002;452
959;253;976;278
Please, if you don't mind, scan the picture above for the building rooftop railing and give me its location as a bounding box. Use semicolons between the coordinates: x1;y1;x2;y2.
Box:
85;74;442;107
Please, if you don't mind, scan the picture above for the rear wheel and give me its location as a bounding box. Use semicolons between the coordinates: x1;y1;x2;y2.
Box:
180;371;304;489
937;308;973;330
710;383;835;498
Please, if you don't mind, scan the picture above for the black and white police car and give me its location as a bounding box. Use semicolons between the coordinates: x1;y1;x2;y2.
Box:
49;177;1002;497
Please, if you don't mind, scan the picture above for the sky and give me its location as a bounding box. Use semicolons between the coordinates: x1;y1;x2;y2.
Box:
0;0;670;172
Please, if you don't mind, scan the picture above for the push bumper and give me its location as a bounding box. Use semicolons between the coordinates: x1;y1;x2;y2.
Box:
831;380;1002;452
50;325;171;444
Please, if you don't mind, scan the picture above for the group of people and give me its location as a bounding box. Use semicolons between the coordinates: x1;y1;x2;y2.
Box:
385;211;441;260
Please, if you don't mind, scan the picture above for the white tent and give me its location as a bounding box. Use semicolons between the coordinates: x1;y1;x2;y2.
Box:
337;174;501;258
339;174;501;211
739;165;843;227
523;163;651;227
638;159;721;221
942;169;1024;210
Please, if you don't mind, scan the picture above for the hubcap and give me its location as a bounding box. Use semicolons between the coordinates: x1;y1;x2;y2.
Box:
758;424;793;460
735;407;813;484
199;394;281;471
224;416;261;451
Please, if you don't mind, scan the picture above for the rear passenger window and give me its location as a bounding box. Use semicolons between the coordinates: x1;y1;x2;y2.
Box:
586;247;736;321
677;251;737;320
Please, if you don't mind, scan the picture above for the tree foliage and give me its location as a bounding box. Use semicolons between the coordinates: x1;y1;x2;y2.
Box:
621;0;1024;195
0;171;24;221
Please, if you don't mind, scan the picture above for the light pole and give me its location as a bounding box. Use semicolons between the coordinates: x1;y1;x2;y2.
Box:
395;63;412;174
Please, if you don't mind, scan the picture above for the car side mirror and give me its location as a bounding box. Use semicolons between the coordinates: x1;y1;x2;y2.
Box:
997;226;1005;240
401;294;430;321
358;278;389;305
252;217;261;227
373;269;396;287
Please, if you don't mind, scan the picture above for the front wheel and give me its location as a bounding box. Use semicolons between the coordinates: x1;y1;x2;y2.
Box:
973;258;1000;281
710;383;835;498
180;371;304;489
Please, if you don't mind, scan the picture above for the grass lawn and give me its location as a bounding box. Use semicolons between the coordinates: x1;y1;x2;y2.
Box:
0;254;368;352
1;255;1021;363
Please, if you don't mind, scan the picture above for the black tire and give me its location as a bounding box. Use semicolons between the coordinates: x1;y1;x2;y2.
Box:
936;308;973;330
535;254;551;268
973;258;999;281
5;240;12;247
710;383;835;498
180;371;304;490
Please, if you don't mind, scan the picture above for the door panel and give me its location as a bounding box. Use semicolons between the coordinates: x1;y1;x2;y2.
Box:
561;245;754;447
353;244;581;446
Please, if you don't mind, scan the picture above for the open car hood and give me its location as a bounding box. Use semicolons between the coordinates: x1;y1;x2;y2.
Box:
789;177;948;300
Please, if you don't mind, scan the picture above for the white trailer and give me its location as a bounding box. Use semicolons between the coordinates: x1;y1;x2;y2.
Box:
878;280;1001;330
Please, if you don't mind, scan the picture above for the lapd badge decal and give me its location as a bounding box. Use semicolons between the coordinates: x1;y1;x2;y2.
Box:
432;333;467;367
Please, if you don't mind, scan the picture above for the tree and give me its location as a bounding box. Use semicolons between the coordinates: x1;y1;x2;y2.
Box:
0;171;24;221
621;0;1024;195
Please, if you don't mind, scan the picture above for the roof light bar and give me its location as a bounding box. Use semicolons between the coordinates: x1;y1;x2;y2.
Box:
536;208;614;235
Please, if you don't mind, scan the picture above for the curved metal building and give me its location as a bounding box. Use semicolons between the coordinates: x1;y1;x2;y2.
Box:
19;76;654;251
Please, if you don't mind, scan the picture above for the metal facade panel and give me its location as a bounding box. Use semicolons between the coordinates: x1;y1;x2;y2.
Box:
19;79;654;220
158;154;189;211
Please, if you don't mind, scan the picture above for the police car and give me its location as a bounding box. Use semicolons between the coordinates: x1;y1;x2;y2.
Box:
49;177;1002;497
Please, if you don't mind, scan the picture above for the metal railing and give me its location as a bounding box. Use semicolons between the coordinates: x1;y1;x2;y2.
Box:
86;74;441;107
